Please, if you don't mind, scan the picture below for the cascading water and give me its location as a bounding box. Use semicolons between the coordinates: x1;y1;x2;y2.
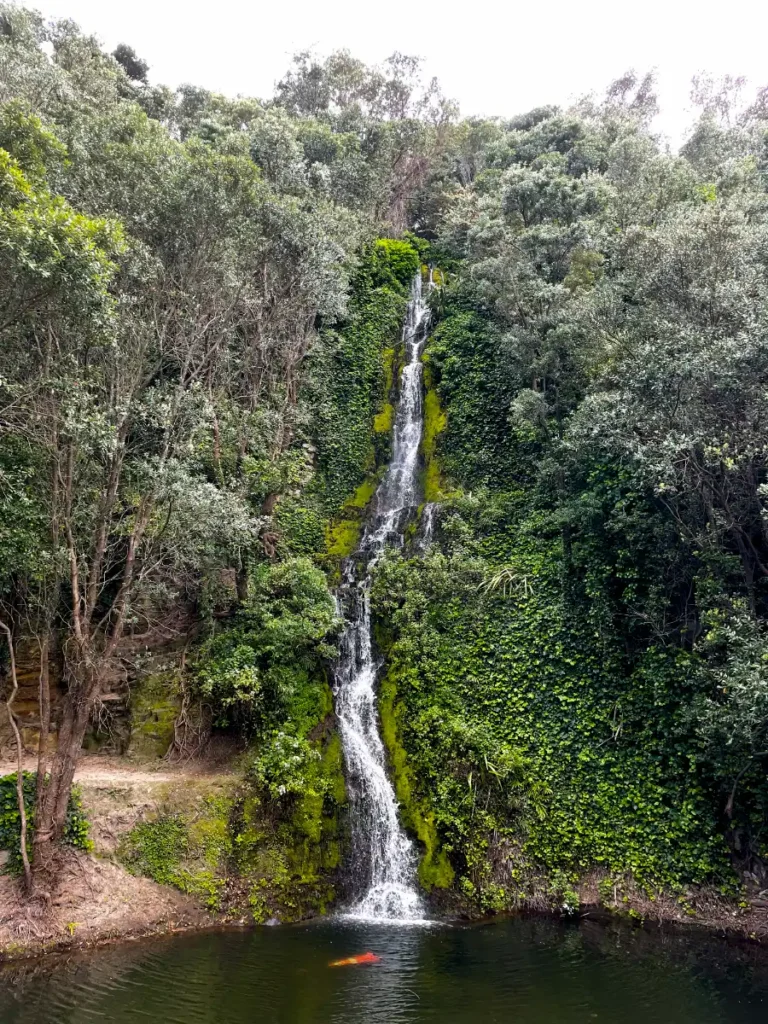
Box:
416;502;439;553
333;272;432;922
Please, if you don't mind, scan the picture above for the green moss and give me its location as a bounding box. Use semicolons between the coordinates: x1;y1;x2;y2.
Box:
324;517;361;559
324;731;348;806
324;469;382;577
128;671;181;758
373;402;395;434
345;476;377;509
379;667;455;890
421;357;451;504
187;796;233;868
292;791;325;843
382;346;396;394
315;678;335;724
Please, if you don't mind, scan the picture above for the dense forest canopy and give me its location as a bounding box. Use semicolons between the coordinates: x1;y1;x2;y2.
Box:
2;0;768;917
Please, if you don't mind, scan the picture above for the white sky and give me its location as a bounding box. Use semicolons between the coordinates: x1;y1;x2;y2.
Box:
29;0;768;147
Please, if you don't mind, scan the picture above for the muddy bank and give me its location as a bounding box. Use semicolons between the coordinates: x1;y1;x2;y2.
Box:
0;852;220;961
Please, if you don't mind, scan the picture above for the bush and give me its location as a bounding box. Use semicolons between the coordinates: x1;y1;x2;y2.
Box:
195;557;339;732
0;771;91;872
370;238;420;290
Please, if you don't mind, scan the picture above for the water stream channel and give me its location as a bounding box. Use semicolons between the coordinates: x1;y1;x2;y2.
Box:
333;270;432;921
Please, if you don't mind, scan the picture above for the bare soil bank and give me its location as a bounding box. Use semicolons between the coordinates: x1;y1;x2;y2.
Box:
0;754;237;961
0;851;218;960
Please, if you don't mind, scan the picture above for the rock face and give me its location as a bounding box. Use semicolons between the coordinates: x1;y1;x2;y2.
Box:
0;604;197;759
0;638;61;757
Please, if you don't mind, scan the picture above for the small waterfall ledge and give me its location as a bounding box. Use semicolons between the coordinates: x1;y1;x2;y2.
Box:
333;272;432;923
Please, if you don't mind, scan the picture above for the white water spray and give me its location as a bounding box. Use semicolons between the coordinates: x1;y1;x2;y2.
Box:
333;272;432;922
416;502;439;552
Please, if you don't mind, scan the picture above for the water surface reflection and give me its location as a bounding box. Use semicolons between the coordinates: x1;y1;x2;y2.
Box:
1;916;767;1023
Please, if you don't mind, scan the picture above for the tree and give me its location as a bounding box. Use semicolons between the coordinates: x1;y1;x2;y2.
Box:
112;43;148;84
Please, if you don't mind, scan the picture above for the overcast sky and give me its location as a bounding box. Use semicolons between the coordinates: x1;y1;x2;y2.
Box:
29;0;768;146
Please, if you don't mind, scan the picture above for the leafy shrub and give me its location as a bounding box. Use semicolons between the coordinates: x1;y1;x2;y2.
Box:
195;557;339;731
369;238;420;290
0;771;91;872
250;730;324;801
122;816;188;886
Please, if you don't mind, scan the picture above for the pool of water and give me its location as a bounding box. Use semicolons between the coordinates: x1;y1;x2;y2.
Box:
1;916;767;1023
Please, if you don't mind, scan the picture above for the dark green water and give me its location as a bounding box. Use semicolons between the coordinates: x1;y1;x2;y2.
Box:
1;917;767;1023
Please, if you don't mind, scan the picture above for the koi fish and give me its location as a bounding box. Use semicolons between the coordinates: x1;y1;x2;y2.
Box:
329;951;381;967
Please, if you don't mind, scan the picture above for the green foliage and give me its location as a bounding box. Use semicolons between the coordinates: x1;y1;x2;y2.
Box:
369;238;420;291
195;557;338;731
426;306;534;489
123;816;188;886
0;146;124;335
273;498;326;557
687;605;768;832
112;44;148;84
378;667;454;889
0;437;50;589
232;690;348;922
0;101;67;182
0;773;91;872
387;88;768;908
310;246;407;513
120;791;234;910
371;504;735;905
251;731;323;801
373;402;395;434
7;0;768;923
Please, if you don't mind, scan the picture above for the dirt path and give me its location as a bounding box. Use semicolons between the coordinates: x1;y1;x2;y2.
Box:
0;752;238;785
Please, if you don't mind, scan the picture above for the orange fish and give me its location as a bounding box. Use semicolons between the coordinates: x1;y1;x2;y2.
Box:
329;951;381;967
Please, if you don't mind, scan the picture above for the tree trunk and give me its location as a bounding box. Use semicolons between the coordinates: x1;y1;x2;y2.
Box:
0;619;32;891
34;633;52;814
31;655;99;889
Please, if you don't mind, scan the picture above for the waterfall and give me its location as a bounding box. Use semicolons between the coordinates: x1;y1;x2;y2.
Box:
333;272;431;922
416;502;439;552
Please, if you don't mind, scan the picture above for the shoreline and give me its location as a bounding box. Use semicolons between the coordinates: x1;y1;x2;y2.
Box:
2;874;768;965
2;757;766;964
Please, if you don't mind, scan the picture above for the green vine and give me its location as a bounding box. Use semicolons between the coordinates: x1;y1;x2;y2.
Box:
0;772;91;873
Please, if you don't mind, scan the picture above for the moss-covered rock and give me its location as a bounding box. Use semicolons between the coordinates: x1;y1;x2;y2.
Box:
378;666;454;891
373;402;394;435
128;671;181;758
421;355;453;504
324;517;362;561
